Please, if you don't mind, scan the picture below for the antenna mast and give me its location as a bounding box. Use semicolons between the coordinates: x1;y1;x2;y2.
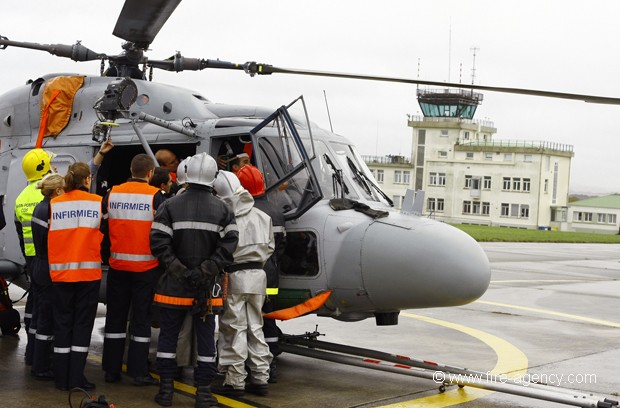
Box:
470;46;479;85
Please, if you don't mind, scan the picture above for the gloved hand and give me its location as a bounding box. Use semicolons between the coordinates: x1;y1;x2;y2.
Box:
184;267;210;289
199;259;220;279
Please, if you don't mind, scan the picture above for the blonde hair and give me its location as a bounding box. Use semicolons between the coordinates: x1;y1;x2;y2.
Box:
36;174;65;197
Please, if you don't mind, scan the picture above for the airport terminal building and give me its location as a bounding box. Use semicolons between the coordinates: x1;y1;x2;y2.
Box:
364;88;574;230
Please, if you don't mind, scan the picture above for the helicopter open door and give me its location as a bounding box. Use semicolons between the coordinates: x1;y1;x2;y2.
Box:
249;96;322;220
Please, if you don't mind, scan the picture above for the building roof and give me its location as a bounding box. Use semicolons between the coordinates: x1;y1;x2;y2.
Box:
570;194;620;209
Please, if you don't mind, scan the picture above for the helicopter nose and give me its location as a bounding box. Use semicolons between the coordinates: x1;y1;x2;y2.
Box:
361;218;490;310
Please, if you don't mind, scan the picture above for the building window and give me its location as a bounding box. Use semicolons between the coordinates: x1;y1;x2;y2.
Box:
376;170;384;183
483;176;492;189
482;202;490;215
463;201;472;214
597;213;606;223
503;177;511;190
437;198;444;212
504;153;513;161
394;170;402;183
510;204;519;217
609;214;617;224
524;154;533;162
472;201;481;214
484;152;493;160
501;203;509;216
520;205;529;218
441;129;449;137
465;175;472;189
464;131;470;140
523;178;531;192
403;171;411;184
512;178;521;191
574;212;593;222
427;198;436;211
466;152;474;160
438;173;446;186
544;179;548;193
429;172;437;185
438;151;448;158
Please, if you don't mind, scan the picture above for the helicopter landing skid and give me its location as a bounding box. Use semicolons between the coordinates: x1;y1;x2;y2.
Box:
279;334;618;408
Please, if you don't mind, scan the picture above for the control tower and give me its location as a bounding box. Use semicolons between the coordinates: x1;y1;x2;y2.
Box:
416;88;483;119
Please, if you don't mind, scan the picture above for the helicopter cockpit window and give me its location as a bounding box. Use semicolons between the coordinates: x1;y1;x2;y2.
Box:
311;141;358;200
280;231;319;277
329;142;387;203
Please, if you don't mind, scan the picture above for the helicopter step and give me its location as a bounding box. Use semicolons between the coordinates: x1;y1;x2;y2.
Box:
279;332;619;408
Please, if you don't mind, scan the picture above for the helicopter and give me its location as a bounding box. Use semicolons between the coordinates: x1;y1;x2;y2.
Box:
1;0;618;327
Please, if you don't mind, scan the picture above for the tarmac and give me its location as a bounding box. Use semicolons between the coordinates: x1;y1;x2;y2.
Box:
1;242;619;408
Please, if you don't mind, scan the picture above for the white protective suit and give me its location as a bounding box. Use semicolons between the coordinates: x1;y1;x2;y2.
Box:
216;174;275;388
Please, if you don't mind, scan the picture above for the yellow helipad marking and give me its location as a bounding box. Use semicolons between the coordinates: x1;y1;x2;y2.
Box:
87;356;256;407
378;313;528;408
478;300;620;329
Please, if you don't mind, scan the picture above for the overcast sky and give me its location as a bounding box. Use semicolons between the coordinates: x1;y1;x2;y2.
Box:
2;0;620;194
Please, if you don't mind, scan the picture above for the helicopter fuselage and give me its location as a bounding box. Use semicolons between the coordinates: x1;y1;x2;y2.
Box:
0;74;491;325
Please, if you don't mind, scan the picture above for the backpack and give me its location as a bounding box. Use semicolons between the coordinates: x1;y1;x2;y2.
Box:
0;275;21;336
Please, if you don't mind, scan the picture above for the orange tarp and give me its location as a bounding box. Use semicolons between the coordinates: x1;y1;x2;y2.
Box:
263;290;332;321
36;76;84;147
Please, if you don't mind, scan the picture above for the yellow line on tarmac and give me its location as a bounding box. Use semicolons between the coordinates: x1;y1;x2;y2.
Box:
87;355;256;408
378;313;528;408
478;300;620;329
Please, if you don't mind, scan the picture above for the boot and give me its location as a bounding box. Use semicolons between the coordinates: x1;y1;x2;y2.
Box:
195;385;218;408
155;378;174;407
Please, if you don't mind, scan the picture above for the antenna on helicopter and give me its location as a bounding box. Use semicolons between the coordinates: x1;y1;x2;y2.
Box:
323;90;334;133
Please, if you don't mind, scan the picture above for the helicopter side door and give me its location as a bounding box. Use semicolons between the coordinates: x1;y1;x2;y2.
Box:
249;97;323;220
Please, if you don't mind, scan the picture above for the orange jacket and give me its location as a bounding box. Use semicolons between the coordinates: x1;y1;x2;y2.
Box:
49;189;103;282
106;181;160;272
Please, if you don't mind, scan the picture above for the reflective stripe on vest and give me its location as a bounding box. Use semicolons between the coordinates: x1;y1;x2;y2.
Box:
266;288;279;295
48;190;102;282
15;182;44;256
108;182;160;272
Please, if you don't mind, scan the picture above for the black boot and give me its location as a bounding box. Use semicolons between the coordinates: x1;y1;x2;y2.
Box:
155;378;174;407
195;385;218;408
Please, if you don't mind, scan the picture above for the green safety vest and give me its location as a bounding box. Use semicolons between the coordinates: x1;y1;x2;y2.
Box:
14;182;44;257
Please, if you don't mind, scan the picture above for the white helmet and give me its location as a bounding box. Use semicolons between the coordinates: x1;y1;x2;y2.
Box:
185;153;218;187
213;170;241;198
176;158;188;184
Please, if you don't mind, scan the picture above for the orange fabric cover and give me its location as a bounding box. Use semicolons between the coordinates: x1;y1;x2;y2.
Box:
263;290;332;320
37;75;85;144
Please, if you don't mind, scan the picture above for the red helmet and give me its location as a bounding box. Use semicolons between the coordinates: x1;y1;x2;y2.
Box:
237;165;265;197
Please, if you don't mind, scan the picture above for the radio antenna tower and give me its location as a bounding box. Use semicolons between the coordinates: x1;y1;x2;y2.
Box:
470;46;479;85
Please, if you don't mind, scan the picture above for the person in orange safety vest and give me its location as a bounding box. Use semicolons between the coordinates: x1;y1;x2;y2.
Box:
48;162;103;391
102;153;164;386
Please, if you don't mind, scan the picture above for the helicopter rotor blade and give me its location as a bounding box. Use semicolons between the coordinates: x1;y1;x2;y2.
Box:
113;0;182;47
0;36;104;62
241;63;620;106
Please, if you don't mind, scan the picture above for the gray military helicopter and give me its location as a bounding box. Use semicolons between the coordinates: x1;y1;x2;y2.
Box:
2;0;617;327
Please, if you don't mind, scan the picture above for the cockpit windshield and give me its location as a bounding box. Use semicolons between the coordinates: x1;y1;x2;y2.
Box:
312;141;391;205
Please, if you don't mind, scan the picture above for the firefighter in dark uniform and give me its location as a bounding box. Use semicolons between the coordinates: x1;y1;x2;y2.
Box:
48;162;103;391
14;149;53;365
30;174;65;379
150;152;238;408
102;154;164;385
236;164;287;382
